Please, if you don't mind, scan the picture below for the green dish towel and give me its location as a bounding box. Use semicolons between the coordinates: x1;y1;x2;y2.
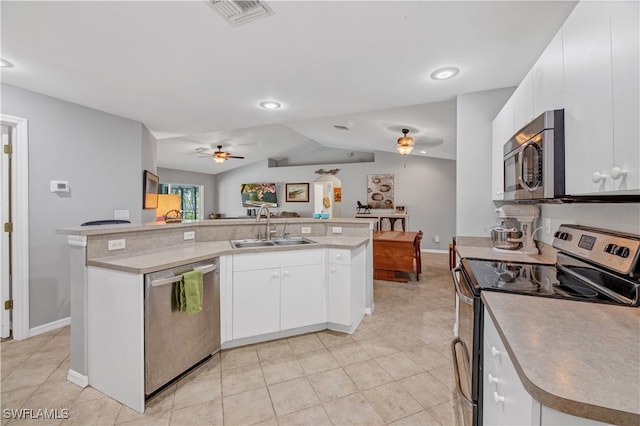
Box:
176;270;203;315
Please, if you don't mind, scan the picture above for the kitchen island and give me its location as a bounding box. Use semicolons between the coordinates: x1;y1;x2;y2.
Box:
57;218;375;413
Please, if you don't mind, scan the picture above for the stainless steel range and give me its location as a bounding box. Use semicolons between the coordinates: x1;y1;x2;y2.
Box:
451;225;640;425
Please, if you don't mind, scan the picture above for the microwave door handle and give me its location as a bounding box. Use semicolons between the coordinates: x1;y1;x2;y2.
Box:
518;141;535;192
451;267;474;305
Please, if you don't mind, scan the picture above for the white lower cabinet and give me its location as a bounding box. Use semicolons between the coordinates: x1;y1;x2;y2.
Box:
281;264;322;330
327;262;351;326
327;247;366;333
232;267;281;339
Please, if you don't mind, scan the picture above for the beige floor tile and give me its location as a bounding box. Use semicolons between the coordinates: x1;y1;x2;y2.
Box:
316;330;355;348
358;337;401;358
375;352;425;380
363;382;423;423
328;342;371;366
343;359;394;390
404;344;451;371
398;372;453;410
117;384;175;424
308;368;358;402
428;364;455;391
256;339;294;362
44;357;71;384
174;369;222;409
385;331;427;352
75;386;109;404
168;399;223;426
389;410;442;425
23;380;82;412
349;322;380;342
426;396;460;426
1;362;59;393
268;377;320;416
63;396;121;425
222;387;274;425
261;356;305;385
297;349;340;376
220;363;264;396
322;392;385;425
220;345;260;370
287;333;325;355
1;386;38;411
275;404;330;425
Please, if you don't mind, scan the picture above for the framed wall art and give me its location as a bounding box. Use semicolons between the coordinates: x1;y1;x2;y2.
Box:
367;174;394;209
143;170;159;209
285;183;309;202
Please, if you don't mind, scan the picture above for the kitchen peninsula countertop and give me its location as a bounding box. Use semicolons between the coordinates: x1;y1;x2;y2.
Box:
482;291;640;425
455;236;556;264
87;236;369;274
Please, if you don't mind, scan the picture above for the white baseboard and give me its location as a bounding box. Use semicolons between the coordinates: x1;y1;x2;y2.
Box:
67;369;89;388
28;316;70;338
423;249;448;254
365;303;375;315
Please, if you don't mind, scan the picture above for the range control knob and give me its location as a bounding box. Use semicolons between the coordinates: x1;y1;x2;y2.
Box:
615;246;631;258
554;231;570;241
604;243;618;254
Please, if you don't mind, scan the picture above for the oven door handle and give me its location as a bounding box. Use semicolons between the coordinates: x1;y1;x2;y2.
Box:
451;267;474;305
451;337;473;408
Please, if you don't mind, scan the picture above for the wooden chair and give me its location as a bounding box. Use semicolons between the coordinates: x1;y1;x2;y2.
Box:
414;230;424;280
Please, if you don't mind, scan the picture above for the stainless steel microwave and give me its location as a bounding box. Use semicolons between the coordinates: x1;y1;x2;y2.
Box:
503;109;565;201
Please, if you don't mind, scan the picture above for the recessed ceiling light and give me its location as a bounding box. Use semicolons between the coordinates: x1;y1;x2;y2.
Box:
430;67;459;80
259;100;281;110
1;58;14;68
420;150;427;154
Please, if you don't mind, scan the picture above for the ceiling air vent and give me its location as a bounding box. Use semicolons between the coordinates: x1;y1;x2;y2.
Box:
207;0;274;26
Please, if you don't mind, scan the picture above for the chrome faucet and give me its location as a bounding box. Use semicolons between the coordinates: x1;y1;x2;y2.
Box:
256;205;275;240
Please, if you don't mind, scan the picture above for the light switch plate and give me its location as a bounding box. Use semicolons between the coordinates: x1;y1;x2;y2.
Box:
301;227;311;234
184;231;195;240
332;227;343;234
108;239;126;251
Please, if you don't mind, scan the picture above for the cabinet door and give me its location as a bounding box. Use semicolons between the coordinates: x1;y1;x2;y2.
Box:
611;0;640;192
512;69;535;131
533;29;565;116
327;264;351;326
563;1;614;194
281;264;322;330
232;268;280;339
492;98;515;200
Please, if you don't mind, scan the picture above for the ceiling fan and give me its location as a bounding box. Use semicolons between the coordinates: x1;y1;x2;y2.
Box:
199;145;245;164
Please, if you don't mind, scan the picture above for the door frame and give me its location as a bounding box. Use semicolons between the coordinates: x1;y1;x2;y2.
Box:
1;114;29;340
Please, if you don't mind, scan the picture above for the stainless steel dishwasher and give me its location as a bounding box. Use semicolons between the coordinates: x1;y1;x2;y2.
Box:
144;258;220;395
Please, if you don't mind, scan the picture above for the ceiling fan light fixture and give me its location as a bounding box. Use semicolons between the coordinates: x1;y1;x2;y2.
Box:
213;156;226;164
430;67;460;80
259;100;281;110
396;128;414;155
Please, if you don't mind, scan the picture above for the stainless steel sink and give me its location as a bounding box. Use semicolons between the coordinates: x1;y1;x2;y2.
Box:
272;238;316;246
230;237;316;249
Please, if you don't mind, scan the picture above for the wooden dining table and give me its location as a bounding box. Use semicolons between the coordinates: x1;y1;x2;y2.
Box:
372;230;418;283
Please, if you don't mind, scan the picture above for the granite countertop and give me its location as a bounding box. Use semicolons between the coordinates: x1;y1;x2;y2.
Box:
455;236;556;265
87;236;369;274
482;292;640;425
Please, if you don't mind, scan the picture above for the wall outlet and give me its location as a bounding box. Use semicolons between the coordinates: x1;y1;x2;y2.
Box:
114;209;130;220
545;218;552;235
332;227;343;234
301;226;311;234
434;235;440;243
108;239;126;251
184;231;195;240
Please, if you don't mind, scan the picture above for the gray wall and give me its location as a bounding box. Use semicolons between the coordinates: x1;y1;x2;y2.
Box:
456;87;516;236
2;84;152;328
214;151;457;250
157;167;217;218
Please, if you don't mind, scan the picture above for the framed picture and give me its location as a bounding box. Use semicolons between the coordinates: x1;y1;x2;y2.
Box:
367;174;394;209
285;183;309;202
143;170;159;209
334;187;342;203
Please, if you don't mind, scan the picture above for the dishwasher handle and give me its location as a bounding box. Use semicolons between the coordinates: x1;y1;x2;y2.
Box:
150;263;218;287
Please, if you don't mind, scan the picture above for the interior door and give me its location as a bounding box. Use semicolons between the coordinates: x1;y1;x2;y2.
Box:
1;125;11;338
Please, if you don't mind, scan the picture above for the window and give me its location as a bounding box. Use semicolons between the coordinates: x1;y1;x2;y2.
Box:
159;183;203;221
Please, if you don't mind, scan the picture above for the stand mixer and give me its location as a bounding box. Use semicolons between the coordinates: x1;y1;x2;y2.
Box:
492;205;540;255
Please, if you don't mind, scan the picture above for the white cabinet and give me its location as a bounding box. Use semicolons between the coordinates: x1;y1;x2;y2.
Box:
483;308;538;425
563;0;639;195
533;29;565;116
492;97;515;200
232;250;322;339
512;70;535;131
327;247;366;333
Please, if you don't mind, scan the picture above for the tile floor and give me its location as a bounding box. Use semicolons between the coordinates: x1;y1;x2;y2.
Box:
1;253;461;425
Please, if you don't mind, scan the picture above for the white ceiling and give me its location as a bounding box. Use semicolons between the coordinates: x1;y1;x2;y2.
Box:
1;0;577;175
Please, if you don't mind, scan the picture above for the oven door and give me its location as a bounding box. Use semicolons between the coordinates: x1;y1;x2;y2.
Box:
451;266;482;426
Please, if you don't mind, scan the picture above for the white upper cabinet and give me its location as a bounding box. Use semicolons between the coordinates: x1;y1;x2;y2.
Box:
610;0;640;193
533;29;565;116
492;97;515;200
563;0;615;194
512;69;535;131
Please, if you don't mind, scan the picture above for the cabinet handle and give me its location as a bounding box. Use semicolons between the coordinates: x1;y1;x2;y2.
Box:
330;267;336;273
491;346;501;357
272;272;279;278
592;171;607;183
493;391;505;404
488;373;499;385
282;270;289;278
336;254;342;260
611;167;627;180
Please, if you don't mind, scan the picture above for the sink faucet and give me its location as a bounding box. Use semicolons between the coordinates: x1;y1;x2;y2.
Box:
256;205;275;240
282;220;289;239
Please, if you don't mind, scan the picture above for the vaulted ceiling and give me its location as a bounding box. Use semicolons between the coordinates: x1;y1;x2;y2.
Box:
1;1;577;174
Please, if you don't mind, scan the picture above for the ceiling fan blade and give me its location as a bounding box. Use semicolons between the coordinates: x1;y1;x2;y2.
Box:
227;155;245;159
